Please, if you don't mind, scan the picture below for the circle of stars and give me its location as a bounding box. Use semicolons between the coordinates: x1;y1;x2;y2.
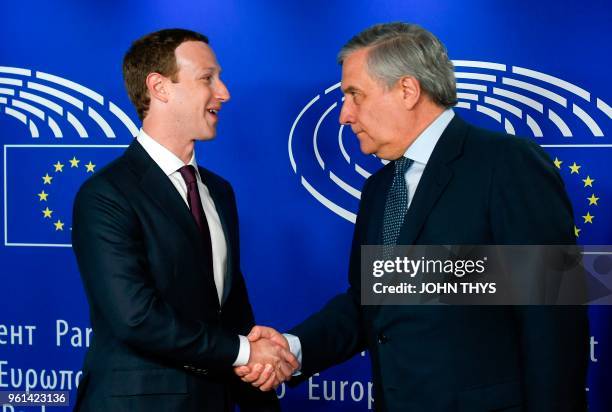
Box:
37;156;96;233
552;157;599;238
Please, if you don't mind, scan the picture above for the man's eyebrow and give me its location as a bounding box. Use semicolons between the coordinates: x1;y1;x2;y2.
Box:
342;85;358;94
199;66;220;75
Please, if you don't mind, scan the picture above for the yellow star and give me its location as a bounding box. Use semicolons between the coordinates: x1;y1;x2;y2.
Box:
568;162;581;174
42;207;53;218
587;194;599;206
582;176;594;187
574;225;581;237
53;161;64;172
69;156;80;168
85;161;96;173
553;157;562;169
42;173;53;184
54;220;65;231
582;212;594;224
37;190;49;201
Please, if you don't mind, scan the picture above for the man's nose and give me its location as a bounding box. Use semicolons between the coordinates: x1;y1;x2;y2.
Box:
339;101;353;125
215;79;230;102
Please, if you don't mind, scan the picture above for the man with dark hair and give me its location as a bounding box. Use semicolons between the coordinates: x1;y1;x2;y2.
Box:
237;23;588;411
72;28;296;411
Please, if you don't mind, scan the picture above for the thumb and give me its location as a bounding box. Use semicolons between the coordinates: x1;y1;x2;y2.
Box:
248;326;264;341
281;349;299;370
234;366;250;377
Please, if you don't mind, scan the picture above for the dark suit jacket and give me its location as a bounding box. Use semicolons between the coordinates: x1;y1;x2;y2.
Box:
72;140;278;411
290;116;588;411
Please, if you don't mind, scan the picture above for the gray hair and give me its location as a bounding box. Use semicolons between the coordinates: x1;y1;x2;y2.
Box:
338;22;457;108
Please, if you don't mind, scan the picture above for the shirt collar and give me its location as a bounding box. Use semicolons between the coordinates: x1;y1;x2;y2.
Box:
136;129;200;180
403;108;454;165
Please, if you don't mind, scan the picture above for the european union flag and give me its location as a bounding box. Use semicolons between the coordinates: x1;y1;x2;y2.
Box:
542;146;612;244
4;144;127;246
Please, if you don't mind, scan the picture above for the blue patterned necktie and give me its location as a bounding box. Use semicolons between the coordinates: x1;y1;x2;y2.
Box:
382;157;414;247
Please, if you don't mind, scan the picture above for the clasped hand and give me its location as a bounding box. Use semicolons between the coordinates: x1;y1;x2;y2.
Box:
234;326;298;391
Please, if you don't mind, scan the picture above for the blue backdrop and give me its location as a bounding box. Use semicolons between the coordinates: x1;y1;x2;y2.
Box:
0;1;610;410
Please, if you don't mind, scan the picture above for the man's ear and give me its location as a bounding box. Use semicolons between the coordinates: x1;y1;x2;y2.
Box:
399;76;421;110
145;72;170;104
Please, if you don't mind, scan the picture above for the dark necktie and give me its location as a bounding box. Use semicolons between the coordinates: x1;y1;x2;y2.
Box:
178;165;214;262
382;157;414;247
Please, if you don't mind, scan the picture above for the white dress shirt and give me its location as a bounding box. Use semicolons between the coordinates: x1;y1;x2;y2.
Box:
285;109;456;368
403;108;455;204
136;129;249;366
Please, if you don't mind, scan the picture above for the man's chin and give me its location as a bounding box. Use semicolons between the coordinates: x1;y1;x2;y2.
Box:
195;132;217;141
367;149;393;161
358;143;375;156
361;144;395;160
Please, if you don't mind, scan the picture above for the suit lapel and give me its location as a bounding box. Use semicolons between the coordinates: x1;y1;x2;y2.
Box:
199;168;234;306
125;141;203;248
365;166;393;245
124;141;220;308
397;115;467;245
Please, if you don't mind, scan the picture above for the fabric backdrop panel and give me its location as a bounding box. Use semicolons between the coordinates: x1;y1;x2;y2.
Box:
0;1;610;410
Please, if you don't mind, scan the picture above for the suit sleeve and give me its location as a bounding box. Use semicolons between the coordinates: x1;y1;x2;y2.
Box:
287;179;373;378
72;175;240;370
490;138;589;411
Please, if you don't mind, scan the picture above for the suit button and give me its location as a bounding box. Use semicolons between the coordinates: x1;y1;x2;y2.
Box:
377;334;388;344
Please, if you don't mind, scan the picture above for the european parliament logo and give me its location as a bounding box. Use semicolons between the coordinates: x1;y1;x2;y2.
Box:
0;66;137;247
288;60;611;243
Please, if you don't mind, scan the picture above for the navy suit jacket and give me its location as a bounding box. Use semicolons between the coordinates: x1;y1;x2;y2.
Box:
72;140;278;411
290;116;588;411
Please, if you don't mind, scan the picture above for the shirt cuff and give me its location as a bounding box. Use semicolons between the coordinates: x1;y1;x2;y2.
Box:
283;333;302;374
233;335;251;366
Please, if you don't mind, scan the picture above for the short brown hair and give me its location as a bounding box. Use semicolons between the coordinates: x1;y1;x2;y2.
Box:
122;28;209;120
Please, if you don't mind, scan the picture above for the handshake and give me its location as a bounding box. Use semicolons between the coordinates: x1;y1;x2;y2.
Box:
234;326;299;391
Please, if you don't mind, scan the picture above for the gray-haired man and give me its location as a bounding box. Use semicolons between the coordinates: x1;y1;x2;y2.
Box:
238;22;588;411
